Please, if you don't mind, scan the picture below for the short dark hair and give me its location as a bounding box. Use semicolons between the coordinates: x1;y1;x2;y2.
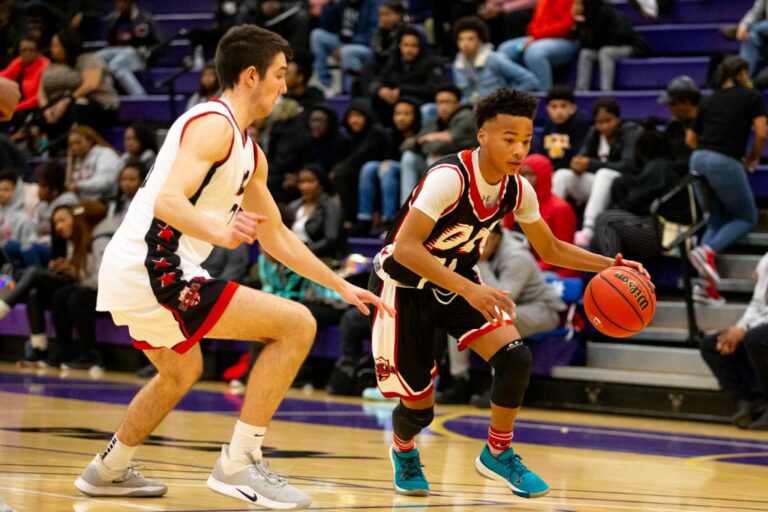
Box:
475;88;539;127
435;83;463;102
55;29;83;67
453;16;490;43
592;96;620;118
714;55;749;89
36;161;66;192
215;25;292;90
0;170;18;186
400;25;423;45
121;157;149;181
546;85;575;104
290;48;313;84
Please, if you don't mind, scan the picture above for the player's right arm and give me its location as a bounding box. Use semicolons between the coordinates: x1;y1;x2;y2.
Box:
154;115;263;248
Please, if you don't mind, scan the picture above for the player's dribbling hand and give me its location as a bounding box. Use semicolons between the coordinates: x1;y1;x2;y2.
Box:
221;211;265;248
613;253;654;288
338;282;396;317
464;284;516;325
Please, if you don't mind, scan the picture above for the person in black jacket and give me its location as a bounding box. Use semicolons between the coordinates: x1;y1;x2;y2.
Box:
552;97;640;248
305;104;351;174
332;99;391;225
285;48;325;115
288;164;344;260
364;26;445;126
574;0;647;91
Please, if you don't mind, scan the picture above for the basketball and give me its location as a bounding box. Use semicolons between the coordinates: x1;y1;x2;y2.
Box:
583;266;656;338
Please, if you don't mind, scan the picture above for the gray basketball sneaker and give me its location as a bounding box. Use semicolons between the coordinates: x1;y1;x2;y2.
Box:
207;444;311;509
74;455;167;497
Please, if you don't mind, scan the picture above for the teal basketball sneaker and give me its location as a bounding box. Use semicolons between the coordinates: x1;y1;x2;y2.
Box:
475;445;549;498
389;446;430;496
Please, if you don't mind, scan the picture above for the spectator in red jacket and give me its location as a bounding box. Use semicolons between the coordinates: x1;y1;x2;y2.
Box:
497;0;580;90
503;154;578;277
0;33;49;124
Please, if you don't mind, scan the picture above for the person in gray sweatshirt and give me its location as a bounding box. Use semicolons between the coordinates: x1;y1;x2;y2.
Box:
437;225;567;405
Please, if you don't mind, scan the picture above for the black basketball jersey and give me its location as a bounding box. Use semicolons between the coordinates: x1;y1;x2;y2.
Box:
375;149;524;289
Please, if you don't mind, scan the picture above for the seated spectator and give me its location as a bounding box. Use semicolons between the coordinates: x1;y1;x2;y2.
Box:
592;121;690;262
108;158;147;220
1;200;107;367
0;32;49;126
332;100;390;225
66;125;122;201
305;104;350;174
365;26;444;125
289;165;344;261
186;64;220;112
686;56;766;304
503;155;578;277
657;75;700;164
536;85;590;170
36;29;120;152
120;122;157;169
97;0;161;96
309;0;379;91
498;0;579;90
436;226;566;404
285;49;325;115
699;251;768;430
185;0;259;68
478;0;538;45
353;97;422;236
574;0;647;92
453;16;540;105
399;84;477;203
252;0;311;51
552;97;640;249
731;1;768;76
358;0;407;71
0;169;35;245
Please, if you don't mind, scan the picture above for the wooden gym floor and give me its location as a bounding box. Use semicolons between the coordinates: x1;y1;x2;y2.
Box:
0;362;767;511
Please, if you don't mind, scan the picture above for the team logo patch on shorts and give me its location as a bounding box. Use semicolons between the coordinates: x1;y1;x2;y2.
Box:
178;283;202;311
375;356;395;381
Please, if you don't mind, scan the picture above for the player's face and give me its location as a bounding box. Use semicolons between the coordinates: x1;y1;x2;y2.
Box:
120;166;142;198
594;108;620;138
53;208;74;239
393;102;415;133
457;30;481;57
477;114;533;175
0;180;14;206
251;53;288;117
546;99;575;125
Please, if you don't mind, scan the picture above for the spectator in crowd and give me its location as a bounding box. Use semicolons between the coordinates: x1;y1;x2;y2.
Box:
309;0;380;91
0;33;48;126
185;0;260;68
552;97;640;249
119;122;157;170
66;125;122;201
349;0;407;75
366;26;443;125
36;29;120;152
97;0;161;96
185;64;220;112
1;200;106;366
0;169;35;245
503;155;578;277
333;100;390;225
699;251;768;430
59;0;104;42
573;0;647;91
592;121;691;261
452;16;540;105
436;226;566;404
478;0;538;46
285;49;325;115
658;75;700;164
306;104;351;173
726;0;768;76
535;85;590;170
107;158;146;220
399;84;477;203
251;0;312;51
353;97;422;236
498;0;579;90
289;164;345;261
326;305;372;396
686;56;766;304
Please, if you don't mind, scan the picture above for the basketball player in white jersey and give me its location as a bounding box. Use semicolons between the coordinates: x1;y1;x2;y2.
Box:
73;26;392;509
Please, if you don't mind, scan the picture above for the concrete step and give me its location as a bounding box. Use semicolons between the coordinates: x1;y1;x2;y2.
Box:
717;278;755;294
745;233;768;248
586;342;712;375
649;300;746;331
551;366;719;389
626;326;690;343
717;254;761;280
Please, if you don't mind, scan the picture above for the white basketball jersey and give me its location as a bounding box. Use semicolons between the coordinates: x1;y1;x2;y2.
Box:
97;98;256;312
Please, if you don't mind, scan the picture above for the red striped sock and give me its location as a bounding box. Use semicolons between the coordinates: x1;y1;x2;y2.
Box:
393;433;415;453
487;426;513;457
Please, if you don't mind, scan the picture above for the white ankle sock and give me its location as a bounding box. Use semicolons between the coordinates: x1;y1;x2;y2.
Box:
0;301;11;319
99;434;138;478
30;333;48;350
228;420;267;463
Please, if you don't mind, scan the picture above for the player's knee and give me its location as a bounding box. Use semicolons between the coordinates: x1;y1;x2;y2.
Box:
293;303;317;349
489;340;532;409
392;401;434;439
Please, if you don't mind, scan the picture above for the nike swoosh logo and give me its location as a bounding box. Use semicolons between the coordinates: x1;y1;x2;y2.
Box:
237;488;258;502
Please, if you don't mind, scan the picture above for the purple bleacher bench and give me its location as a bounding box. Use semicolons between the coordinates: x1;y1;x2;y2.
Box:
611;0;752;25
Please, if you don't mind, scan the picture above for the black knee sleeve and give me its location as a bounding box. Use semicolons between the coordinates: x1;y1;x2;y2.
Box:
392;401;434;440
489;339;532;409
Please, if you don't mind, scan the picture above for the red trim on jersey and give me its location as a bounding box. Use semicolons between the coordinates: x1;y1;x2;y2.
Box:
211;97;248;147
460;149;508;222
457;319;514;351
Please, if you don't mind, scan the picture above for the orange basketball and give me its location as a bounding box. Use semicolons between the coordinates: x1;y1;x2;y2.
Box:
583;266;656;338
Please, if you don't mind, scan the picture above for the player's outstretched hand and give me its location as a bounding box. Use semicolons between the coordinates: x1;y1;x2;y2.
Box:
614;253;653;286
221;211;266;248
338;282;396;317
464;284;516;325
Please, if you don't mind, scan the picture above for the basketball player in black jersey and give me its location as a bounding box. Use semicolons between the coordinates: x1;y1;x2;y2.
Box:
369;88;649;499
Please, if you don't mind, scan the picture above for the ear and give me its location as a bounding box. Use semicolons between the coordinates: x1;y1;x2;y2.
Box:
244;66;259;87
477;126;486;146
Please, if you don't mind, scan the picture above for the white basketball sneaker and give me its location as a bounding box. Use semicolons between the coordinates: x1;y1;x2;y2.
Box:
74;455;167;497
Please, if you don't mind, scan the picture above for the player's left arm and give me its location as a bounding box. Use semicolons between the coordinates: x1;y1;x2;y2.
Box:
242;147;394;317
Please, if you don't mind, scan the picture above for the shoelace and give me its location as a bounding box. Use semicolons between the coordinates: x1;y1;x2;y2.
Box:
245;453;287;487
114;463;144;483
501;452;528;480
398;455;426;481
